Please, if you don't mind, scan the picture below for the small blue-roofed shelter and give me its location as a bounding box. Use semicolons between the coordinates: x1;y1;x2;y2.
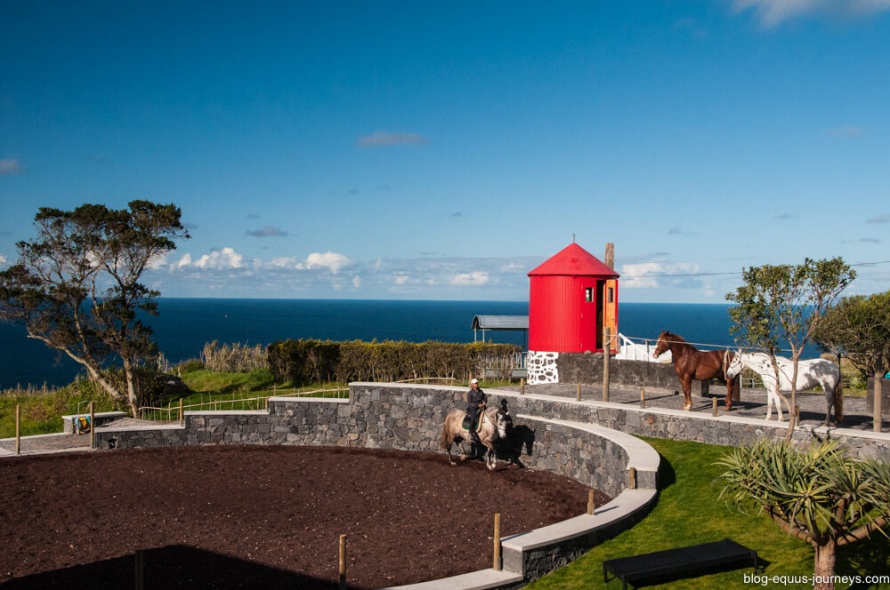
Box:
472;315;529;348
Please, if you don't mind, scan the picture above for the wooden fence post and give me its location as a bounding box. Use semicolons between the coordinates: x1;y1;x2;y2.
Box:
520;378;525;395
135;549;144;590
603;327;611;402
712;397;718;417
493;513;502;571
89;401;95;449
339;534;347;590
576;383;581;401
179;398;184;426
587;489;596;515
640;389;645;409
628;467;637;490
15;405;21;455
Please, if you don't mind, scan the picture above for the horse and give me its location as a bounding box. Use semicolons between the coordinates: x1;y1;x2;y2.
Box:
653;330;736;411
438;404;511;470
724;351;843;424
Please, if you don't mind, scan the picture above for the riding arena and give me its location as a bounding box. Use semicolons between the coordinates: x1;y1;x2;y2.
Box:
3;341;889;589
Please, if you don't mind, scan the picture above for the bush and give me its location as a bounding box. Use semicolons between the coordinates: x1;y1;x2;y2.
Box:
201;341;268;373
267;339;520;384
176;359;206;374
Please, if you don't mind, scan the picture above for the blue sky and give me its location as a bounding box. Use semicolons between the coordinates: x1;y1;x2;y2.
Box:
2;0;889;303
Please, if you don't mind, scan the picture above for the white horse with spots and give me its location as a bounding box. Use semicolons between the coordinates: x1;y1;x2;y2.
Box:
724;352;843;424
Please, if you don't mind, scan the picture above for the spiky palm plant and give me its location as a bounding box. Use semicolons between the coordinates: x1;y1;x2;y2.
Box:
717;439;890;590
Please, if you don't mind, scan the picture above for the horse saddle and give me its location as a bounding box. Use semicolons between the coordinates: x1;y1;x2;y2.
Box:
462;413;485;432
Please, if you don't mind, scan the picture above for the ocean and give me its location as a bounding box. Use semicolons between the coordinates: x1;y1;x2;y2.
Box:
0;299;751;390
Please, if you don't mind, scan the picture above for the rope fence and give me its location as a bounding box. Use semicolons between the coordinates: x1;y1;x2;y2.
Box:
137;387;349;422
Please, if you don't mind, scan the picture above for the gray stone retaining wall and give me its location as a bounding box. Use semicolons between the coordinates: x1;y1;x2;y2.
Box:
94;385;646;499
498;392;890;462
558;355;713;395
97;382;889;464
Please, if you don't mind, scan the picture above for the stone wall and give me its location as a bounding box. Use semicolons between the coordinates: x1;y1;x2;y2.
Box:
498;392;890;462
557;354;712;395
95;385;652;500
97;383;889;464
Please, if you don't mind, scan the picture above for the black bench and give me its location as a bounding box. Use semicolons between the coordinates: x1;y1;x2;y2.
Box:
602;538;759;589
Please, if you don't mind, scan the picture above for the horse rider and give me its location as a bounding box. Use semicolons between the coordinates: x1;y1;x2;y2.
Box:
466;378;487;455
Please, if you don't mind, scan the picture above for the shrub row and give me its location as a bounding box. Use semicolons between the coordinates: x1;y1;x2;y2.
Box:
201;341;268;373
266;339;521;384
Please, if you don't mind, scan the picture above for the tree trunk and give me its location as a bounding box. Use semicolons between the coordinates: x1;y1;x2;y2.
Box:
86;365;126;404
813;540;837;590
875;373;884;433
123;360;139;418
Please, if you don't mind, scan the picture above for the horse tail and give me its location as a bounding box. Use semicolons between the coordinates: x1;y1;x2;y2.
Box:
438;416;451;450
834;376;844;423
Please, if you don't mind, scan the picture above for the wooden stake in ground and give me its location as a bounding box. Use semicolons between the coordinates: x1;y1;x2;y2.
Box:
603;327;611;402
493;513;502;571
339;534;347;590
15;404;21;455
135;549;144;590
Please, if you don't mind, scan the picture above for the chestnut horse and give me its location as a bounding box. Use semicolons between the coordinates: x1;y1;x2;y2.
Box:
653;330;736;411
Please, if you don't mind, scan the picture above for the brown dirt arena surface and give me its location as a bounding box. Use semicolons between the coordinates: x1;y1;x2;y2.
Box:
1;446;607;589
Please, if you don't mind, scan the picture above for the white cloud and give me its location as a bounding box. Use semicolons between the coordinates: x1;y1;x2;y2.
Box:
733;0;890;27
170;248;353;275
190;247;244;270
175;253;193;269
297;252;353;274
449;271;490;286
147;252;169;270
620;263;663;289
620;262;702;290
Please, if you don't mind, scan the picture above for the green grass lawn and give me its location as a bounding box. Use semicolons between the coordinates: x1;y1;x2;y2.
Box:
526;437;890;590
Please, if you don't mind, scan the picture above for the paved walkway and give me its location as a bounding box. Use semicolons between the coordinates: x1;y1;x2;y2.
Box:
501;382;882;430
0;418;168;457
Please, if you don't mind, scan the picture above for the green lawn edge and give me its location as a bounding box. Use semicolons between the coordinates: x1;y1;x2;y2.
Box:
525;437;890;590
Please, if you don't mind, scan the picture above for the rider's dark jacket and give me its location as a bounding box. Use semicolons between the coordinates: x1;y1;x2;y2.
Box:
466;386;487;425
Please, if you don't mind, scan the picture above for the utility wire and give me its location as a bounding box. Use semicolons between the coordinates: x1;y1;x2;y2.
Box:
627;259;890;279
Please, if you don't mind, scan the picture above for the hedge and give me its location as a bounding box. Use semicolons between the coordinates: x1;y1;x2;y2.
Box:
266;339;521;384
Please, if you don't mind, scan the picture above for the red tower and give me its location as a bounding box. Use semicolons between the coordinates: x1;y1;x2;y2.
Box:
527;243;620;354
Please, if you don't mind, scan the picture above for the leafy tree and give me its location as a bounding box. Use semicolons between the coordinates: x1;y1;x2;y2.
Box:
0;201;189;415
813;291;890;432
725;258;855;430
718;438;890;590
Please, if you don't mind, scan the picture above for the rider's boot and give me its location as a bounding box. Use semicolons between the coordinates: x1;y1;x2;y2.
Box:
470;430;483;460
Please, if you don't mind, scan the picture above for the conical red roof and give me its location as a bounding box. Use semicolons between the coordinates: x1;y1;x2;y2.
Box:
528;243;620;278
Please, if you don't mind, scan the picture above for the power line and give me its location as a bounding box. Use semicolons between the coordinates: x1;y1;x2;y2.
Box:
626;259;890;279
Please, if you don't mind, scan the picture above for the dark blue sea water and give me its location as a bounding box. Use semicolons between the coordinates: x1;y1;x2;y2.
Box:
0;299;743;389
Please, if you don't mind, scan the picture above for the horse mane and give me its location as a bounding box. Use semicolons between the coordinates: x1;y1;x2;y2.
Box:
662;330;685;344
662;330;693;349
